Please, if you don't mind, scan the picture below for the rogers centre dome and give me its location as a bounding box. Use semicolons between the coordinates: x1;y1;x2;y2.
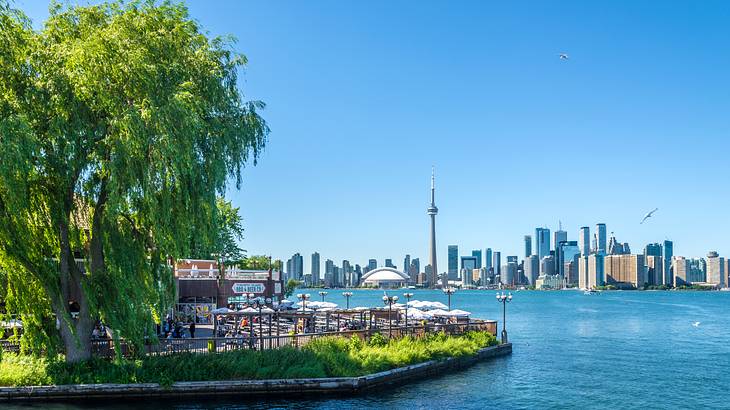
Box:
360;267;410;289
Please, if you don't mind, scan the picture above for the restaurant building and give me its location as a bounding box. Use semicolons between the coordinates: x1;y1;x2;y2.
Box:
174;259;285;324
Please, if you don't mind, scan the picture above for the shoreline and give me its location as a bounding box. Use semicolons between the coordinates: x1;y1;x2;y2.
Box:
0;344;512;402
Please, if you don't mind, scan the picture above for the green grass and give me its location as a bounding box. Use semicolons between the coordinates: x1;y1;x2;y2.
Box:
0;331;497;387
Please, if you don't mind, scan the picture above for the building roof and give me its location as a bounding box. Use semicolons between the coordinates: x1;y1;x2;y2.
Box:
361;267;409;283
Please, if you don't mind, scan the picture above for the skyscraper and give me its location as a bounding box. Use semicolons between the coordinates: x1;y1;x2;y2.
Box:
311;252;320;286
557;241;580;282
579;227;591;256
367;259;377;271
553;223;567;253
324;259;335;287
485;248;493;273
535;227;551;260
385;259;394;268
493;251;501;279
706;251;725;287
427;168;442;287
403;255;411;276
471;249;482;269
525;255;539;286
663;240;673;286
596;223;607;254
523;236;532;258
448;245;459;280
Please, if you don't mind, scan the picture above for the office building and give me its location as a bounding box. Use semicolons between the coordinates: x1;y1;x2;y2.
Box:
646;255;663;286
324;259;335;287
540;255;556;276
553;224;567;253
579;254;605;289
688;258;707;283
311;252;321;286
579;226;591;256
524;236;532;258
535;227;551;260
448;245;459;280
385;259;394;268
604;254;645;288
596;223;607;254
525;255;539;286
403;255;411;278
557;240;580;282
644;243;662;258
461;256;478;277
368;259;377;271
663;240;673;286
485;248;493;273
472;249;483;269
673;257;689;287
493;251;502;278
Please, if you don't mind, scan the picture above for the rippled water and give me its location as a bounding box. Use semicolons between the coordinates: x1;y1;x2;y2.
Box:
7;289;730;409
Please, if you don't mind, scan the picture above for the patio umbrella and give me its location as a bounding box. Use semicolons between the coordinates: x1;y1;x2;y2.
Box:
431;309;471;317
211;307;234;314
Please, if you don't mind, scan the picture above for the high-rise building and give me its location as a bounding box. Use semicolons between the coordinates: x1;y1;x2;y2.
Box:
311;252;321;286
663;240;673;286
525;255;539;286
409;258;420;281
604;254;645;288
646;255;663;286
608;233;630;255
493;251;501;278
540;255;556;276
579;254;605;289
579;227;591;256
672;256;688;287
289;253;303;281
706;252;725;287
368;259;377;271
426;168;443;288
557;241;580;283
448;245;459;280
471;249;482;269
385;259;394;268
596;223;607;254
644;243;662;257
403;255;411;276
342;260;351;286
553;225;567;254
461;256;478;283
524;236;532;258
325;259;335;287
485;248;493;273
535;227;551;260
503;258;518;285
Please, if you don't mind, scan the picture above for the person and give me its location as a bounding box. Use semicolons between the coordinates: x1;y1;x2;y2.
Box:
92;326;100;339
189;321;196;338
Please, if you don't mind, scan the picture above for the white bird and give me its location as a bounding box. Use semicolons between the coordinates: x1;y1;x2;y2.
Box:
692;321;701;327
558;53;569;60
640;208;658;224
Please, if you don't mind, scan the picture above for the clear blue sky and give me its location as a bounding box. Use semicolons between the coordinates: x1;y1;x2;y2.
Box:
20;1;730;270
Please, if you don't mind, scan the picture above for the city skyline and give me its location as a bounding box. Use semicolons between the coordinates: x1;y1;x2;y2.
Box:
18;1;730;264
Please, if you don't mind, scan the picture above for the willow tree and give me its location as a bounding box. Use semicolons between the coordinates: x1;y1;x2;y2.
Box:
0;1;267;362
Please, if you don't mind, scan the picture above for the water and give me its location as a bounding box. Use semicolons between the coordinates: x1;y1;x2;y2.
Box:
7;289;730;409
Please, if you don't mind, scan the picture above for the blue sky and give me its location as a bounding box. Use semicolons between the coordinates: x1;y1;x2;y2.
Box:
20;1;730;270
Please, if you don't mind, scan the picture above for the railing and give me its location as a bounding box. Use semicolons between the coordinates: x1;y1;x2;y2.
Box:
3;320;498;358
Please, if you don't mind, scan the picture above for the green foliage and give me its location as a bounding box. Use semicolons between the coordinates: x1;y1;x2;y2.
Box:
367;332;387;347
284;279;301;298
0;331;497;386
190;197;246;261
0;0;267;360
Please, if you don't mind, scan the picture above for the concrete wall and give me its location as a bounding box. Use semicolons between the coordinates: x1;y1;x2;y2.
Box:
0;344;512;402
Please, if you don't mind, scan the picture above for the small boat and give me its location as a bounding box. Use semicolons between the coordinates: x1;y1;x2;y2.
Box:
583;289;599;295
407;285;416;289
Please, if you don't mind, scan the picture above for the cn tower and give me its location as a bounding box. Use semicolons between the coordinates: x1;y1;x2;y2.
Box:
427;167;445;288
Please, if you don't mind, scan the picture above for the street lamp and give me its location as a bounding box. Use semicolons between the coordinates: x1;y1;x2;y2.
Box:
297;293;310;312
496;292;512;344
382;295;399;338
245;292;255;307
403;292;414;332
342;291;353;309
443;288;456;311
319;291;328;302
252;297;266;350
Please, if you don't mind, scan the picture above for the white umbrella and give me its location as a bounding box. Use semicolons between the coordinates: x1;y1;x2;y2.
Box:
295;301;338;309
409;301;448;311
431;309;471;317
258;307;275;314
406;309;432;320
211;307;234;314
239;307;258;314
351;306;370;311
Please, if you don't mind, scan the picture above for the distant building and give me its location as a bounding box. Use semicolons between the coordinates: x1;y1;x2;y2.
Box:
385;259;394;268
324;259;335;287
535;227;551;260
461;256;478;281
663;240;673;286
485;248;493;275
540;255;556;276
535;274;563;290
493;251;501;278
368;259;377;271
361;267;410;289
608;234;630;255
311;252;321;286
673;257;689;287
706;252;725;287
524;236;532;258
579;226;591;256
604;254;645;288
553;228;567;254
646;255;663;286
596;223;607;254
403;255;411;278
448;245;459;280
471;249;483;269
525;255;540;286
557;241;580;283
579;254;605;289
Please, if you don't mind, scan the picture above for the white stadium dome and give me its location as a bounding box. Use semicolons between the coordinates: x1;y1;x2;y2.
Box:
360;267;410;288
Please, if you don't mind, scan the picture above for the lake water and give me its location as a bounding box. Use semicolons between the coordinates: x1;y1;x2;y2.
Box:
7;289;730;409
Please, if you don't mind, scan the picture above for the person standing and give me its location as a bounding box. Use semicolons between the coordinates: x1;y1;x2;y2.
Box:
189;321;196;338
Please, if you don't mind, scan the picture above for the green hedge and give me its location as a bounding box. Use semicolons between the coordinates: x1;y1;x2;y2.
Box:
0;331;497;387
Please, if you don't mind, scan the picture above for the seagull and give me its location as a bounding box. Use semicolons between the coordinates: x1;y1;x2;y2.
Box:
692;321;701;327
640;208;658;224
558;53;569;60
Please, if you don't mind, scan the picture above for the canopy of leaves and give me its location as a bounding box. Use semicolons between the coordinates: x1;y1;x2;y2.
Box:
0;0;267;356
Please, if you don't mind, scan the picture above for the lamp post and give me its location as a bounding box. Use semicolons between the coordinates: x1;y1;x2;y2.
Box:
382;295;399;338
403;292;413;333
342;291;353;309
252;298;265;350
319;291;328;302
297;293;310;312
496;292;512;344
443;288;456;311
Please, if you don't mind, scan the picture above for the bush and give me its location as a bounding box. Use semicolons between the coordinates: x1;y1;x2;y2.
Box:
0;331;497;386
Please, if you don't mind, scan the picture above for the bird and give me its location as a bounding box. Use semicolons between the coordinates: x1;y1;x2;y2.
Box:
558;53;569;60
640;208;659;224
692;321;701;327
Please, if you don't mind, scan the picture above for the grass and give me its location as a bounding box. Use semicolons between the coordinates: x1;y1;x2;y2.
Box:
0;331;497;387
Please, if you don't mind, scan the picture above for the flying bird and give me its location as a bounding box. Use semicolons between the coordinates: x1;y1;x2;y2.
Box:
692;321;701;327
640;208;658;224
558;53;569;60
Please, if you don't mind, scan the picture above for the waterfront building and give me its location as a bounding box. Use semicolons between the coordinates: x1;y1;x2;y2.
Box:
461;256;478;281
557;241;580;283
535;227;551;260
578;254;605;289
688;258;707;283
596;223;607;254
524;236;532;258
403;254;411;279
604;254;645;288
479;267;489;286
472;249;483;269
426;168;443;288
368;259;377;271
608;234;630;255
361;267;410;289
409;258;420;282
564;260;578;286
324;259;335;287
448;245;459;280
525;255;539;286
311;252;321;286
288;253;303;281
673;257;689;287
553;226;567;254
540;255;556;276
493;251;502;278
535;274;563;290
579;226;591;256
644;243;662;258
646;255;663;286
385;259;394;268
663;240;673;286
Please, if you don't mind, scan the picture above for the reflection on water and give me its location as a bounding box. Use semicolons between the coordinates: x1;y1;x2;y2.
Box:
5;290;730;409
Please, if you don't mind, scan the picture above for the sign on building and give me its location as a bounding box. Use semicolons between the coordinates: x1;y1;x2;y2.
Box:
231;282;266;294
